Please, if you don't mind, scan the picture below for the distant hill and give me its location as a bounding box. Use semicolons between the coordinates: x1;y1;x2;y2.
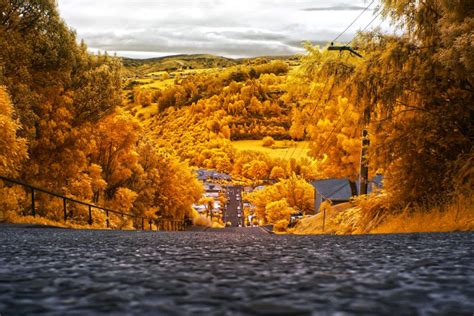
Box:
121;54;302;77
121;54;239;76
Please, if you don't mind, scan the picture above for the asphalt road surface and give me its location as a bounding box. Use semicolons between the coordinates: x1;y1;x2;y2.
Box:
225;186;243;227
0;226;473;315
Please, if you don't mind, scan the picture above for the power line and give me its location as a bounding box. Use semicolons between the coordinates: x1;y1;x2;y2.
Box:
332;0;376;43
287;4;383;163
345;9;383;45
284;79;330;162
315;10;384;160
282;76;330;161
311;100;352;161
283;1;380;166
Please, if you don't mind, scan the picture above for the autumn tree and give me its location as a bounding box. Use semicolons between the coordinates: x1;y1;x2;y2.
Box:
247;174;314;225
0;0;122;200
269;166;286;180
289;108;305;140
91;110;141;201
262;136;275;147
265;199;294;232
0;0;203;228
0;87;28;176
296;1;473;209
285;45;363;195
199;197;215;218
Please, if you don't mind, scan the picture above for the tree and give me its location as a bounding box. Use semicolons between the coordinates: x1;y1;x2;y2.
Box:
288;46;363;194
199;197;215;218
350;0;473;205
91;110;141;201
247;174;314;225
0;0;122;200
108;187;138;229
262;136;275;147
270;166;286;180
0;0;204;228
265;199;294;232
289;108;305;140
0;87;28;176
296;0;473;208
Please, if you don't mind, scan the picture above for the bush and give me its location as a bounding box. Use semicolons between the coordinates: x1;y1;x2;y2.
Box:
262;136;275;147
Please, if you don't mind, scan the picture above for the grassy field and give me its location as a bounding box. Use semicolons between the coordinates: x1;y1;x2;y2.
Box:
232;140;310;160
138;79;175;89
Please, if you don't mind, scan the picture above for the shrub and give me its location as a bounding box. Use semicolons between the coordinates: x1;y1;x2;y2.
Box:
262;136;275;147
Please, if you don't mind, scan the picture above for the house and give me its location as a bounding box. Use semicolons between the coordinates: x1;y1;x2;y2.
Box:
312;175;383;213
193;169;230;218
195;169;232;182
204;183;223;192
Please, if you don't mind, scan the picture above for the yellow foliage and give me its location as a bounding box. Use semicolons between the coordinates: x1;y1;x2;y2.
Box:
191;209;213;227
265;199;294;232
262;136;275;147
290;202;356;235
371;194;474;234
5;212;107;230
292;193;474;235
247;174;314;225
0;87;28;176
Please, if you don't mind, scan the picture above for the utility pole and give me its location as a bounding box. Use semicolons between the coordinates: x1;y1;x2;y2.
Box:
359;107;371;195
327;44;369;195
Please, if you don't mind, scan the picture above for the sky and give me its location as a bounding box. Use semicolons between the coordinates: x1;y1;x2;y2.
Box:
57;0;389;59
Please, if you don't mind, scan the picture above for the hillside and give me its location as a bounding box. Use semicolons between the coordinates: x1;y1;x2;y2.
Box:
120;56;319;183
122;54;239;77
123;57;296;142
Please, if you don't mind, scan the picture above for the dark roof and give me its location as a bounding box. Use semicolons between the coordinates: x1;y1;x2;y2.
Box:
312;178;354;201
195;169;232;181
311;175;383;201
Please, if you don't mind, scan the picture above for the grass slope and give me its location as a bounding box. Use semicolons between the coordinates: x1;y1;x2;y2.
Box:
122;54;239;77
232;140;310;160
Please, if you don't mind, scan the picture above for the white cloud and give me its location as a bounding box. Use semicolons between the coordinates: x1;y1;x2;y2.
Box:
57;0;390;58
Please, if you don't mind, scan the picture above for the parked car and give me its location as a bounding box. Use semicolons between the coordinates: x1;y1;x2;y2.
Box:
289;212;303;227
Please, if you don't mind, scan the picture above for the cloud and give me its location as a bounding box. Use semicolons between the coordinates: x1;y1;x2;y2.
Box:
301;4;370;11
56;0;387;58
82;28;304;58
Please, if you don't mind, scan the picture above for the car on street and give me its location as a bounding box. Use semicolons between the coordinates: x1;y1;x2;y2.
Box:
289;212;303;227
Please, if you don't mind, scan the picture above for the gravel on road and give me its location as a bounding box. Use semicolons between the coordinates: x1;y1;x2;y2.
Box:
0;226;473;315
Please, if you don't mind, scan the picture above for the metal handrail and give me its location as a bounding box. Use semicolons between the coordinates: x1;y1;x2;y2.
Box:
0;175;150;229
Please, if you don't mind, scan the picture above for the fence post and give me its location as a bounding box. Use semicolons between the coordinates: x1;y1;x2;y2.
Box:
322;208;326;232
88;205;92;225
106;210;109;228
31;188;35;217
63;198;67;222
149;219;152;231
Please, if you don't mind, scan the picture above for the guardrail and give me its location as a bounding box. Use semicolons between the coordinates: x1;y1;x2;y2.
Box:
0;175;165;230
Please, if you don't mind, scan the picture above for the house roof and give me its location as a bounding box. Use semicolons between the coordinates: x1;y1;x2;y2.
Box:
195;169;232;181
312;178;354;201
311;175;383;201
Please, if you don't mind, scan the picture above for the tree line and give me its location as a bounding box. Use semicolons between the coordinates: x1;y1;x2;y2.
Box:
0;0;202;228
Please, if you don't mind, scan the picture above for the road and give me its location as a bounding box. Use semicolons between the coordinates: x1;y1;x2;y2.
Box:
224;186;243;227
0;226;473;315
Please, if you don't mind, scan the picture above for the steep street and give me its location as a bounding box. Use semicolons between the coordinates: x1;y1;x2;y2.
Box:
1;226;473;315
224;186;244;227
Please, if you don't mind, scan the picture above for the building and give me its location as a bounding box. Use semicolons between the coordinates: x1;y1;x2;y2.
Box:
196;169;232;182
312;175;383;213
193;169;229;217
